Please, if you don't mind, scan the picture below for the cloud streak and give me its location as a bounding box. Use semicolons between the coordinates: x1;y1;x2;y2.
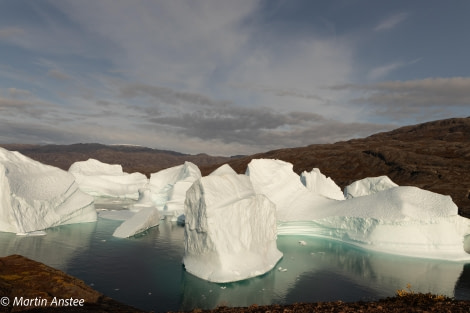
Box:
374;12;409;31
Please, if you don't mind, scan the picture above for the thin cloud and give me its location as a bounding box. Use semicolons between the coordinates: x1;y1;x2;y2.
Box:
232;83;325;102
119;83;231;107
8;88;32;98
367;58;422;80
332;77;470;120
47;69;72;81
374;12;409;31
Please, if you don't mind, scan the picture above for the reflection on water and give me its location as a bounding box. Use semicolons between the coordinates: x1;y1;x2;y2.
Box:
0;221;96;271
0;199;469;312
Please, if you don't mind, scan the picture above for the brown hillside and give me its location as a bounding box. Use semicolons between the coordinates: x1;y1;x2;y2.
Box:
201;117;470;218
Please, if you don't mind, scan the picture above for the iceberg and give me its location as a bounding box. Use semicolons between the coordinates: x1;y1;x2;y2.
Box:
277;186;470;260
344;175;398;199
149;162;201;220
246;158;470;260
246;159;335;221
183;173;283;283
112;206;161;238
0;148;96;234
300;168;344;200
69;159;148;199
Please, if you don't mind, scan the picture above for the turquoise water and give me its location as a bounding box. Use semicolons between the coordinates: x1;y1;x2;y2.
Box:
0;200;469;312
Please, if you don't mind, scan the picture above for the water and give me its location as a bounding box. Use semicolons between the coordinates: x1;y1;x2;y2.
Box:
0;200;469;312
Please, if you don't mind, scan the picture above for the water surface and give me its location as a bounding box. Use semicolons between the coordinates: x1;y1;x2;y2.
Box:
0;200;469;312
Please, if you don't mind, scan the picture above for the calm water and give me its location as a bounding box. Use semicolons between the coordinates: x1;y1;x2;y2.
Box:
0;199;469;312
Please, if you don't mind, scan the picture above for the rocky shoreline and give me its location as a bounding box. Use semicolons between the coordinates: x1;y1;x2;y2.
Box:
1;255;469;313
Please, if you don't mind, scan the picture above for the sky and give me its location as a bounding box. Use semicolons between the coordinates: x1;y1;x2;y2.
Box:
1;0;470;156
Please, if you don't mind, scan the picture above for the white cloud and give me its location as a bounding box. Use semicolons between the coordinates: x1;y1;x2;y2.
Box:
374;12;409;31
367;62;404;80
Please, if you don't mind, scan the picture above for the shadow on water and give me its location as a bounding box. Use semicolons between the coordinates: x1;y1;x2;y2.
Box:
0;221;97;271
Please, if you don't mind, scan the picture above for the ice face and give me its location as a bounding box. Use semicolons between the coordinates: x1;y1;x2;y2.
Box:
112;207;161;238
300;168;344;200
246;159;336;221
149;162;201;220
344;175;398;199
183;173;283;283
69;158;148;199
0;148;96;234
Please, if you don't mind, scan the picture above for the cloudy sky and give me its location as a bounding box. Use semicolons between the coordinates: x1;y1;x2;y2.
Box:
1;0;469;156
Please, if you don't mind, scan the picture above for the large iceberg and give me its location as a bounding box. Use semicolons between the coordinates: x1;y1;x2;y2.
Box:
246;159;470;260
0;148;96;234
149;162;201;220
279;186;470;260
69;159;148;199
183;173;283;283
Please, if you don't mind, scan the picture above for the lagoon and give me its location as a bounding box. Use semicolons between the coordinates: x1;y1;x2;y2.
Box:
0;199;469;312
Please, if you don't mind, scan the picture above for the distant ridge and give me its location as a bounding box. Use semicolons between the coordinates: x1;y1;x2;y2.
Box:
200;117;470;218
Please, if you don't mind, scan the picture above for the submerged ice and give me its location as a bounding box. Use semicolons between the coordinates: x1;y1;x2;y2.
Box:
0;148;96;234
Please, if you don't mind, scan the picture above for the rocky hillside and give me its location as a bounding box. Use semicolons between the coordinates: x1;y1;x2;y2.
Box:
201;117;470;218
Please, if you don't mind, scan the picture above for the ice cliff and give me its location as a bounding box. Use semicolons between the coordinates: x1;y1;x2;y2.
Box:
0;148;96;234
183;173;283;283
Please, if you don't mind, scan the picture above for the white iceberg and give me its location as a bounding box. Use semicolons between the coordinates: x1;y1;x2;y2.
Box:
183;173;283;283
300;168;344;200
0;148;96;234
208;164;238;176
246;159;334;221
344;175;398;199
247;158;470;260
149;162;201;220
278;186;470;260
69;158;148;199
